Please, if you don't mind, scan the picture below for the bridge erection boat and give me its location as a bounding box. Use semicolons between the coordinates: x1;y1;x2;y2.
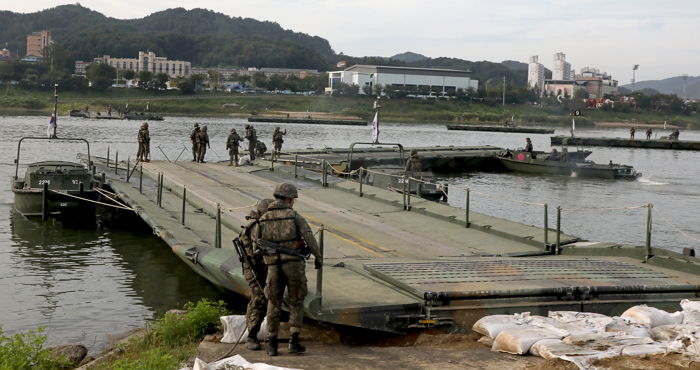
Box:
498;150;641;180
12;137;100;219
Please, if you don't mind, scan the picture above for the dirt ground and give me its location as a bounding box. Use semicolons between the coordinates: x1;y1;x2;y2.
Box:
192;322;546;370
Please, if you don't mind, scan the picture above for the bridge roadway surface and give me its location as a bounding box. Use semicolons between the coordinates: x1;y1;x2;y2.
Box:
93;156;700;332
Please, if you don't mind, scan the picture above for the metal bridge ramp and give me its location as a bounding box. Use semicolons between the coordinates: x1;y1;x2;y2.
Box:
363;258;699;320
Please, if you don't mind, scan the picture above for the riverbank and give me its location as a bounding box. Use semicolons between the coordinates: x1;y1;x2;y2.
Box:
1;88;697;128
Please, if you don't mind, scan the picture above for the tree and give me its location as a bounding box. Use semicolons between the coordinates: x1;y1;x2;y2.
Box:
252;72;268;89
122;70;135;80
153;73;169;91
86;63;116;91
138;71;153;90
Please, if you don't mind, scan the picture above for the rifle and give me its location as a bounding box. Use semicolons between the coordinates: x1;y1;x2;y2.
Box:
232;237;264;289
256;239;309;259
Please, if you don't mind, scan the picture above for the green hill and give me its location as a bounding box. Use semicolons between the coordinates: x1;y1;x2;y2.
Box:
0;4;334;69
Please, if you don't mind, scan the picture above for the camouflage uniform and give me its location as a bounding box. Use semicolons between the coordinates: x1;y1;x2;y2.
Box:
405;150;422;176
137;123;150;162
255;140;267;159
272;127;286;160
245;125;257;160
197;126;210;163
190;124;200;161
237;199;273;349
255;185;321;355
226;129;241;166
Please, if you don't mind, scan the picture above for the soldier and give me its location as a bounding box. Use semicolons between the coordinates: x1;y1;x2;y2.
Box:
255;140;267;159
197;125;210;163
256;183;322;356
272;127;286;160
405;149;422;177
630;127;636;140
525;137;533;152
646;128;653;140
137;122;150;162
236;198;274;351
190;123;201;161
245;124;257;160
226;128;241;166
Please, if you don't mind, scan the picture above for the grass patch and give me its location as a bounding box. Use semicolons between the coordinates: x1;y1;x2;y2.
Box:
99;298;230;369
0;327;70;370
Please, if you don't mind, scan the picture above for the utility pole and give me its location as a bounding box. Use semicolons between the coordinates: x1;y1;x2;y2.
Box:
502;75;506;105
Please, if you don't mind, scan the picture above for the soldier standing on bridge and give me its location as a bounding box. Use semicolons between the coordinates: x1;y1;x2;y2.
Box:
646;128;653;140
245;124;257;160
137;122;150;162
226;128;241;166
630;127;636;140
405;149;422;177
272;127;286;161
190;123;200;162
197;125;210;163
235;198;274;351
256;183;322;356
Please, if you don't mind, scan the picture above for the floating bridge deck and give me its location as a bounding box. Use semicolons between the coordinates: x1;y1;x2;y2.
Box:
87;153;700;333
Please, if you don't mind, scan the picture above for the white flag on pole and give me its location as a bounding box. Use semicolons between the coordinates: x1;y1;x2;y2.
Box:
371;112;379;143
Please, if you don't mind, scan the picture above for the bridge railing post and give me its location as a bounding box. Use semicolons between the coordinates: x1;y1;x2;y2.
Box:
406;177;412;211
106;147;110;168
215;203;222;248
645;203;653;261
544;203;549;250
181;186;187;225
126;156;131;182
359;168;364;197
316;224;324;312
555;206;561;254
139;164;143;194
465;188;470;228
114;151;119;174
294;154;298;178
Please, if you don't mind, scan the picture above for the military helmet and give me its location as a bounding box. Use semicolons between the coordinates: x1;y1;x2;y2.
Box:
231;128;236;133
410;149;418;155
245;124;250;128
194;123;200;128
202;125;207;131
256;198;274;214
142;122;148;128
273;182;298;199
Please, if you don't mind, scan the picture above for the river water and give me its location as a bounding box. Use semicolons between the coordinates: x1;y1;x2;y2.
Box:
1;115;698;352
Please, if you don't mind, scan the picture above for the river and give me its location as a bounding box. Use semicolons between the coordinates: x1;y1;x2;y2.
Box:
1;115;698;352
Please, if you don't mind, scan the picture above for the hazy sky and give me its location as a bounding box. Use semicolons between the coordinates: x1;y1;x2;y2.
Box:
5;1;699;81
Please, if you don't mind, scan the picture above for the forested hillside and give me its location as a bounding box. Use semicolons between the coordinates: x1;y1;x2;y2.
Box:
0;4;334;69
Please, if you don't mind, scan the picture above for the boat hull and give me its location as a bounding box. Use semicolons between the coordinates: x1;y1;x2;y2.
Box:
499;156;638;180
13;189;97;217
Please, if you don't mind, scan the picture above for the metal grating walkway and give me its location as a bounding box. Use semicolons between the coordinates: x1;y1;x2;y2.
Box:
364;259;695;297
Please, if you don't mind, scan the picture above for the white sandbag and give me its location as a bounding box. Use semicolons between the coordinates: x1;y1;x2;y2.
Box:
477;335;493;347
471;313;532;338
548;311;612;335
621;341;684;357
195;354;300;370
621;305;684;327
605;317;651;338
220;315;271;343
492;326;566;355
563;332;653;350
681;299;700;325
560;348;621;369
529;338;600;360
650;324;700;341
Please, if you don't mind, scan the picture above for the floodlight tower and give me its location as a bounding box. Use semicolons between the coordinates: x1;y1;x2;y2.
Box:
682;74;689;100
632;64;639;92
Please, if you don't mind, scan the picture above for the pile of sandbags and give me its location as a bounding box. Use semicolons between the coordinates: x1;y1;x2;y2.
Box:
472;300;700;369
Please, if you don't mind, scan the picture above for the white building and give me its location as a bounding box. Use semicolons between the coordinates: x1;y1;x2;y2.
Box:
552;52;572;81
93;51;191;78
527;55;545;91
327;64;478;95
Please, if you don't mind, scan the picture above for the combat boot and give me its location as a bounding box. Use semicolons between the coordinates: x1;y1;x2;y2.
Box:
288;332;305;354
266;336;278;356
246;324;261;350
